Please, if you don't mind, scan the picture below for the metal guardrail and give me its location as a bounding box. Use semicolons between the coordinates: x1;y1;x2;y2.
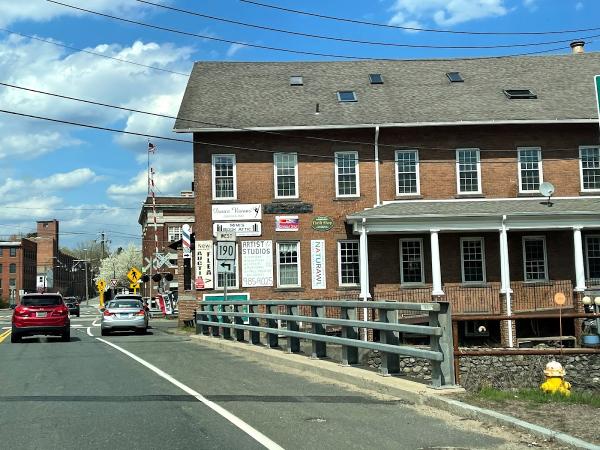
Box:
196;300;455;388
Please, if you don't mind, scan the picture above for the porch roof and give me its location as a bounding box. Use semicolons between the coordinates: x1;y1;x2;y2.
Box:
347;197;600;232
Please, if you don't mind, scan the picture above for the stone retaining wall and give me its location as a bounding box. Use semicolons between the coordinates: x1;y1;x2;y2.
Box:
367;350;600;391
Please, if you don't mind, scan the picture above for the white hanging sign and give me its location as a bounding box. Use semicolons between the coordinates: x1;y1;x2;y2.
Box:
213;222;261;237
311;240;326;290
241;240;273;287
212;204;262;221
195;240;214;289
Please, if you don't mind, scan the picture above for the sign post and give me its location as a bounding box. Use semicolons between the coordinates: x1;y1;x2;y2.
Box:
216;231;236;304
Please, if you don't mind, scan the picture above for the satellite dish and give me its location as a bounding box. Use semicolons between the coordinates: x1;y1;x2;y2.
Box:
539;182;555;197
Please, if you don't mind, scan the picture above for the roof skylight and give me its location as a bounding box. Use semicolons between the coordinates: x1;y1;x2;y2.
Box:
290;75;303;86
446;72;464;83
369;73;383;84
337;91;357;102
503;89;537;99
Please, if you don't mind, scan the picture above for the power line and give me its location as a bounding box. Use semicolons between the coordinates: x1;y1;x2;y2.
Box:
239;0;600;36
135;0;600;50
2;107;593;165
45;1;586;58
0;28;190;77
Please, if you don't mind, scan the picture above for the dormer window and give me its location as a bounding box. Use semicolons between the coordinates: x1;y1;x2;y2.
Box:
337;91;357;102
290;76;303;86
503;89;537;99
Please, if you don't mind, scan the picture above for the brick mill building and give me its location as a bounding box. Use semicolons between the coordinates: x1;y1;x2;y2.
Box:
0;238;37;306
174;45;600;346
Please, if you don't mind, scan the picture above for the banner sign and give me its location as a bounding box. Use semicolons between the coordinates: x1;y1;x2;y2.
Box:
241;240;273;287
311;240;326;289
213;222;261;237
275;215;299;232
195;240;214;289
212;204;262;221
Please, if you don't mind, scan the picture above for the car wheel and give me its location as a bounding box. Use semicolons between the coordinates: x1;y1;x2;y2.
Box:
10;332;21;343
101;329;108;336
62;329;70;342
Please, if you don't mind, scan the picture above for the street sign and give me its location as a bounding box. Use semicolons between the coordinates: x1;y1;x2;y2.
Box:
110;278;118;288
216;241;236;261
127;267;142;283
217;260;235;274
96;279;106;292
216;231;236;242
130;282;141;289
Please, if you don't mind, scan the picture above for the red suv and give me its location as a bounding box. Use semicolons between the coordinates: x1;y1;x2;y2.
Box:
12;294;70;343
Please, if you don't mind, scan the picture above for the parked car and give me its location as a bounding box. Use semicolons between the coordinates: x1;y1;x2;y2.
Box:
11;293;70;343
101;297;148;336
63;297;80;317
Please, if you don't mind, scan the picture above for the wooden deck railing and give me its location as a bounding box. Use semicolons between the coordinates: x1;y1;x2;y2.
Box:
511;279;574;312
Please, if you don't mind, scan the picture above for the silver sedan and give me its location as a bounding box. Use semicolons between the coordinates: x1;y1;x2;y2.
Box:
101;299;148;336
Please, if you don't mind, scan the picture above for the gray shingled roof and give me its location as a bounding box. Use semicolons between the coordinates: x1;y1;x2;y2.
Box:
347;198;600;220
174;53;600;131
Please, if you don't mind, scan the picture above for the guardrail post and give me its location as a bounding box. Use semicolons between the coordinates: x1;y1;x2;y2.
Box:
378;307;400;376
211;304;220;337
430;301;455;387
196;304;209;335
287;305;300;353
249;304;261;345
267;305;280;348
341;306;358;366
221;304;232;340
234;303;245;342
311;305;326;358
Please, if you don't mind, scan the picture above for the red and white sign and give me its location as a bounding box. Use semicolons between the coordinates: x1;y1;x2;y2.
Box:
157;294;166;315
195;277;205;289
275;215;299;232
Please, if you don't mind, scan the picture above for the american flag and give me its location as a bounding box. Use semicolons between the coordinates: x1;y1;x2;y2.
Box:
148;142;156;153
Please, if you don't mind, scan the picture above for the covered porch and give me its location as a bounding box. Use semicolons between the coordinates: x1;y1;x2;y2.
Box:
347;197;600;347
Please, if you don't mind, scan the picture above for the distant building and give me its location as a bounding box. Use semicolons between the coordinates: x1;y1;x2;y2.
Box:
138;190;195;298
0;238;37;305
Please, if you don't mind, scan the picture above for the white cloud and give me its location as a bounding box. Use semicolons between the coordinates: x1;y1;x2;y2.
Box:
523;0;538;11
106;168;193;202
226;43;247;57
575;2;584;11
388;0;508;27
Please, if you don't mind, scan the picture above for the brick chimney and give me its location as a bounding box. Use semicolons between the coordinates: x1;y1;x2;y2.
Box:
570;40;585;54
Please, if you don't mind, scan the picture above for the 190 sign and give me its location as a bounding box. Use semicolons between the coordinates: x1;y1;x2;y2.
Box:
216;241;236;261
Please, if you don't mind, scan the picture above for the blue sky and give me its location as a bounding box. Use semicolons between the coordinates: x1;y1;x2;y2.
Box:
0;0;597;249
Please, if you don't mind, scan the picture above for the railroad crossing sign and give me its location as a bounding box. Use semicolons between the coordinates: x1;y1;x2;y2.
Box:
217;260;235;274
96;279;106;292
127;267;142;283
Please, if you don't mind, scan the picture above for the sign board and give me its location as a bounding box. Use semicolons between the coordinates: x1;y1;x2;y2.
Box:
195;240;214;289
212;204;262;221
275;215;299;232
213;222;261;237
216;241;236;261
217;260;236;274
241;240;273;287
110;278;118;288
216;231;237;242
36;275;46;289
182;224;192;259
203;293;250;324
129;282;141;289
311;240;326;289
311;216;334;232
127;267;142;283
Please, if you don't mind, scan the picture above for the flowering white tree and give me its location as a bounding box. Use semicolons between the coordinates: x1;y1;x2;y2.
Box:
98;244;142;287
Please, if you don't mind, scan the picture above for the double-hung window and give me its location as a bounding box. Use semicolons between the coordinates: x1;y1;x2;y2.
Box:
518;147;543;193
585;235;600;280
580;146;600;192
273;153;298;198
9;248;16;257
400;239;424;285
277;242;301;287
168;226;182;242
522;236;548;281
456;149;481;194
212;154;236;200
335;151;360;197
395;150;420;196
338;241;360;286
461;238;486;283
9;263;16;274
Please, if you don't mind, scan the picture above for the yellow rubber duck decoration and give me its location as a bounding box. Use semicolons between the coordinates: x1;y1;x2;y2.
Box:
540;360;571;396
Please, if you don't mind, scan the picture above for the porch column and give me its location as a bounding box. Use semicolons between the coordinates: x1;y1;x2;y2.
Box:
573;227;586;292
499;222;515;348
359;221;371;341
430;229;444;296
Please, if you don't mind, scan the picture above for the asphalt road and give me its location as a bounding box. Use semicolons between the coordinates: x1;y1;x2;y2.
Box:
0;309;527;450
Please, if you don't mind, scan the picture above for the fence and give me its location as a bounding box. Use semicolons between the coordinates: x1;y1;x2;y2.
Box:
511;280;574;312
196;299;455;388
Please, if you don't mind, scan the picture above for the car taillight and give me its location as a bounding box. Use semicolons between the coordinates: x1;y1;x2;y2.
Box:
136;310;145;316
103;310;112;316
52;308;68;316
14;307;29;317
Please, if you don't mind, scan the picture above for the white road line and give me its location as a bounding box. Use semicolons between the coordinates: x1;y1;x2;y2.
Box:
96;337;284;450
86;327;93;337
92;320;100;327
71;324;83;328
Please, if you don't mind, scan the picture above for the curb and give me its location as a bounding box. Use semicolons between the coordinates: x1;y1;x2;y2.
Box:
183;332;599;450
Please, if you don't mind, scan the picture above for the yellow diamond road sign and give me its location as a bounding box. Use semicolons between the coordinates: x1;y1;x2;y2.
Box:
127;267;142;283
130;282;140;289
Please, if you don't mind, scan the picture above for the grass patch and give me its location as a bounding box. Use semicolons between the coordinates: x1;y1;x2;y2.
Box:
476;386;600;407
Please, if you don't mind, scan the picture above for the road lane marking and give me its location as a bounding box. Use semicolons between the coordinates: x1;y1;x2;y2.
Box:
92;319;100;327
71;324;83;328
0;329;11;344
86;327;93;337
96;337;284;450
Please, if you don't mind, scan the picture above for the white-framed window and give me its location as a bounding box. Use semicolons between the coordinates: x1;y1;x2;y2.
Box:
517;147;543;193
460;237;486;284
400;239;424;285
273;152;298;199
335;151;360;197
456;149;481;194
579;146;600;192
395;150;420;196
168;226;182;242
211;154;237;200
214;244;239;290
585;235;600;280
277;241;301;287
522;236;548;281
338;240;360;286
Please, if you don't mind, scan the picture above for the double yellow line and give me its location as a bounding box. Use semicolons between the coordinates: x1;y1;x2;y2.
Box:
0;329;11;344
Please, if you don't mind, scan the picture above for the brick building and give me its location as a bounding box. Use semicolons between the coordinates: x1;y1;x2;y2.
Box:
0;239;37;305
139;191;195;298
174;45;600;345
